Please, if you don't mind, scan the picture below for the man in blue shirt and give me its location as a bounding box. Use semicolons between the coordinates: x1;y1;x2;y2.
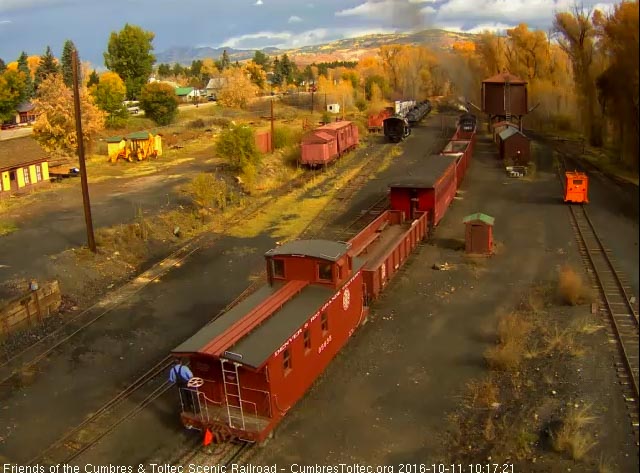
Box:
169;360;194;411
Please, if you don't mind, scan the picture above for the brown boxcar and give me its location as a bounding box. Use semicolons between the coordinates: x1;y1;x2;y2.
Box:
389;156;458;227
300;121;359;166
498;127;530;165
172;240;367;443
300;131;338;166
320;120;359;155
349;210;428;300
482;72;528;117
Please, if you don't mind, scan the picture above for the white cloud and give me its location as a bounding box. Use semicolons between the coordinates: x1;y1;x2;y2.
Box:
0;0;71;13
255;0;263;5
441;22;513;34
288;15;303;23
0;20;13;24
219;26;395;50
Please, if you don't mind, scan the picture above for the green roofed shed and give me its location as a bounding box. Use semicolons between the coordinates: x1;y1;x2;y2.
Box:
175;87;194;97
463;213;494;255
463;213;495;226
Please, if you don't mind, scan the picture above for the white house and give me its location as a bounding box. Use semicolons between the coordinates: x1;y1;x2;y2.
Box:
327;103;340;114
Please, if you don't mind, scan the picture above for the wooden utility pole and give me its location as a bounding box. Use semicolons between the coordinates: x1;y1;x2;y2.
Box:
72;50;96;253
270;99;275;153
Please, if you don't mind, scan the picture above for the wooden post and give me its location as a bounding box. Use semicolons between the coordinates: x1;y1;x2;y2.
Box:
270;99;275;153
72;49;96;253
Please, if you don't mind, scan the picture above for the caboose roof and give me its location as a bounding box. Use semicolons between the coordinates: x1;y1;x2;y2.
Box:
266;239;350;262
172;258;366;368
318;121;352;131
389;155;457;188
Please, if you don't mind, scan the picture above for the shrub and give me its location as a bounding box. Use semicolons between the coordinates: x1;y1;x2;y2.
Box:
139;82;179;125
188;118;206;129
321;111;331;124
355;98;367;112
484;313;532;371
187;173;229;211
210;117;231;129
215;124;261;172
551;406;598;460
558;265;590;305
273;126;302;149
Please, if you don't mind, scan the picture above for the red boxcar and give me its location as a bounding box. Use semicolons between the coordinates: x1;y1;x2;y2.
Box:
348;210;428;300
172;240;368;443
367;108;393;132
300;121;359;166
300;131;338;166
389;156;458;228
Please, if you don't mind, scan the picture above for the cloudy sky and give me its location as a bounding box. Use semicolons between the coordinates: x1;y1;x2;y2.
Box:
0;0;618;66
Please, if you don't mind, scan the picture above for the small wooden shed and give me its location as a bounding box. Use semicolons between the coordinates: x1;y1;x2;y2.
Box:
463;213;494;255
498;127;530;165
255;130;272;154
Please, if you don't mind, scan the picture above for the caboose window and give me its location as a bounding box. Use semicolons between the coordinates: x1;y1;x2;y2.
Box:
318;263;333;281
303;329;311;353
283;348;292;374
321;311;329;335
272;259;285;278
573;179;583;185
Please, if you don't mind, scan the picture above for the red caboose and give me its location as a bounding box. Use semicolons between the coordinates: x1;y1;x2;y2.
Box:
172;240;367;442
389;156;458;228
300;121;359;166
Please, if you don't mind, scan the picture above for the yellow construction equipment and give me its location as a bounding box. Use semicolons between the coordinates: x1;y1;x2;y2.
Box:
106;132;163;163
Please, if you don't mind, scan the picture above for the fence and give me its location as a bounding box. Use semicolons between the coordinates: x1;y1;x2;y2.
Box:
0;281;62;338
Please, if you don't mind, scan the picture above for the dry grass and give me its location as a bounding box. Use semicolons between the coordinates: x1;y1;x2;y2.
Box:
465;377;500;409
551;405;598;460
484;313;532;371
0;220;18;236
558;265;592;305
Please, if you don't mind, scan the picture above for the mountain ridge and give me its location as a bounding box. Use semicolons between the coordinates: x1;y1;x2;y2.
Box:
156;28;475;65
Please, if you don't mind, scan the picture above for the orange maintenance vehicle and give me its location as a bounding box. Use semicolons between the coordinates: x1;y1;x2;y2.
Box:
564;171;589;204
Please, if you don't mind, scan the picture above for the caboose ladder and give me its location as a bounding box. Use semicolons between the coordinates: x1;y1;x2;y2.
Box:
505;78;512;123
221;359;246;430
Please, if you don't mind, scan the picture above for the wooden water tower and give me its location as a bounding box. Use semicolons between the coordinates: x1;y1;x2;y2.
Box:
481;72;528;131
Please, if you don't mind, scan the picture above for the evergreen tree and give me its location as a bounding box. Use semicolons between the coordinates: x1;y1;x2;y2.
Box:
252;50;270;71
17;52;34;101
157;63;171;77
61;40;76;88
271;56;282;86
34;46;60;91
0;58;6;73
220;49;231;70
87;70;100;87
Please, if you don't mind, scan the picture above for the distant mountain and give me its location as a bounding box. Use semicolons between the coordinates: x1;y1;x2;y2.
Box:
156;29;474;66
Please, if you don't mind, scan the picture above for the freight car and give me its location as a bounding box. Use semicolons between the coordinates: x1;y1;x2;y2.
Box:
170;111;477;444
383;116;411;143
455;113;477;140
172;209;428;442
300;121;359;167
564;171;589;204
389;156;458;228
367;108;393;132
440;139;473;185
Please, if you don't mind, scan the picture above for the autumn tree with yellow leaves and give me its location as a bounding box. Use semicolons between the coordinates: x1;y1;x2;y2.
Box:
90;71;128;127
217;67;259;109
32;73;105;155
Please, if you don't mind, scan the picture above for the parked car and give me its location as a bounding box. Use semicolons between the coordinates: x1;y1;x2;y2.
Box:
1;123;18;130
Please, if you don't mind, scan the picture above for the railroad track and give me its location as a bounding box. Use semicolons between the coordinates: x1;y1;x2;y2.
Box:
549;142;640;444
19;140;395;466
568;203;639;442
27;356;174;465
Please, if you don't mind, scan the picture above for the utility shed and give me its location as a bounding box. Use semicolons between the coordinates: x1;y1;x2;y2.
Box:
463;213;494;255
498;127;530;165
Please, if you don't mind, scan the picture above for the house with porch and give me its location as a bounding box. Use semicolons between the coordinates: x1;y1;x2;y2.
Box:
0;137;50;198
15;102;38;125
